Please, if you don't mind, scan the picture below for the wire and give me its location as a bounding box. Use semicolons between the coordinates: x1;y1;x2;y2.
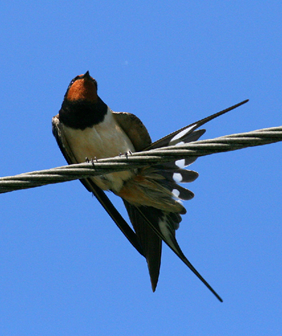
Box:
0;126;281;194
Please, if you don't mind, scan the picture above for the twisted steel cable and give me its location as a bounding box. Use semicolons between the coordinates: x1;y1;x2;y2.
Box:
0;125;281;194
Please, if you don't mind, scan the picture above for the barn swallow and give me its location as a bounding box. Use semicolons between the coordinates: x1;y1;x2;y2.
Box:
52;71;248;301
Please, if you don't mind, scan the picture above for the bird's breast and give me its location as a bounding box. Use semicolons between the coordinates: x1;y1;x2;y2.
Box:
62;110;135;192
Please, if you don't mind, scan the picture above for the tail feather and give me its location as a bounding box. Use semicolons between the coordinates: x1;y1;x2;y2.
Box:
123;200;162;291
123;201;223;301
164;157;198;169
134;205;223;301
147;99;248;150
120;102;250;299
154;168;199;183
171;185;194;201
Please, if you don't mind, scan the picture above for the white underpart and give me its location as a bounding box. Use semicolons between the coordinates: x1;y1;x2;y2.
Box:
62;107;135;192
169;125;194;144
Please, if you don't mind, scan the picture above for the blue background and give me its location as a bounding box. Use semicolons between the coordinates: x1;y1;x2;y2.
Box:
1;1;282;335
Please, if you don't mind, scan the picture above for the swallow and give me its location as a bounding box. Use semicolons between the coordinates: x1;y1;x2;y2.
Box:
52;71;248;301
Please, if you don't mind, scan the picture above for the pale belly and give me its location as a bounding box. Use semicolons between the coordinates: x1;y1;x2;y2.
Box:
62;114;135;192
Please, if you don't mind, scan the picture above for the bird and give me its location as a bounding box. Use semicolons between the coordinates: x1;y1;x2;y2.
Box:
52;71;248;301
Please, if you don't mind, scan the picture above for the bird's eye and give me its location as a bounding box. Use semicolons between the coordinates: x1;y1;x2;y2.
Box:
69;76;79;86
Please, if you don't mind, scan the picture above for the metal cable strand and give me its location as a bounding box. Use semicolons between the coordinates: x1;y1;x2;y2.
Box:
1;126;281;194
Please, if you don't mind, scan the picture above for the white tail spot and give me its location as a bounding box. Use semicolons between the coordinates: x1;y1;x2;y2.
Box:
175;159;185;168
169;125;194;144
173;172;182;183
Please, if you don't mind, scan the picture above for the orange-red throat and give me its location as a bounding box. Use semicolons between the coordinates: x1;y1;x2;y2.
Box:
66;71;98;102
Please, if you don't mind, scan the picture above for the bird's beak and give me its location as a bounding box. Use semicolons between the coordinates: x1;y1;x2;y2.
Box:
83;71;91;79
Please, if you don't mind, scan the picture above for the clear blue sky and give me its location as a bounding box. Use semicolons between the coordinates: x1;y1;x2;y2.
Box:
1;1;282;335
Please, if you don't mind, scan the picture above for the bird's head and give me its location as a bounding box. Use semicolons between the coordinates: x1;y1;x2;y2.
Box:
65;71;98;103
